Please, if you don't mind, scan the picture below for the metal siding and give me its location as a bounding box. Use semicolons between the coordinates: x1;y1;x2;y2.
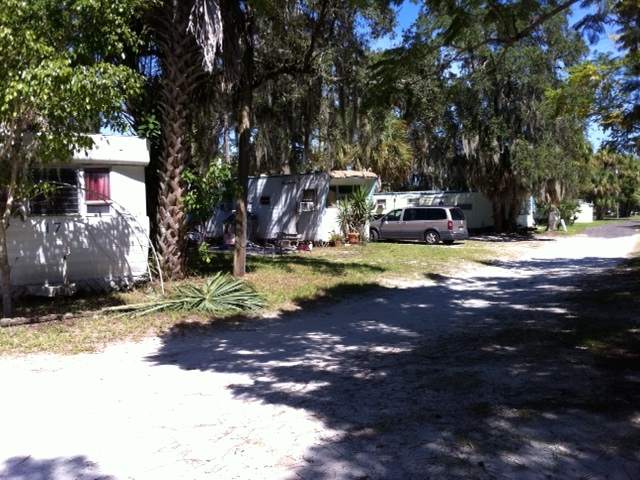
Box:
7;216;149;288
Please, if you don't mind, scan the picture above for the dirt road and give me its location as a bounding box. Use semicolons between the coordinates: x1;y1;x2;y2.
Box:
1;221;639;480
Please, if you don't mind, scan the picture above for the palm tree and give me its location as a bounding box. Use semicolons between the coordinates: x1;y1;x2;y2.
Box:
141;0;256;278
148;0;206;278
148;0;400;277
147;0;240;278
589;149;621;220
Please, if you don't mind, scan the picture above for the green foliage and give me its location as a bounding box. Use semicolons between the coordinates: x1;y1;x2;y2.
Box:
557;198;581;224
136;113;161;143
105;273;264;318
590;149;640;217
336;186;376;238
535;198;581;225
0;0;145;317
0;0;144;170
584;149;640;219
182;161;238;223
327;230;345;244
0;0;144;142
386;3;591;230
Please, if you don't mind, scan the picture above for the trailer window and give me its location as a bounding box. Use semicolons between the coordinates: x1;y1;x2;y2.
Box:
29;168;80;216
302;189;316;203
326;185;355;206
337;185;354;201
84;169;111;214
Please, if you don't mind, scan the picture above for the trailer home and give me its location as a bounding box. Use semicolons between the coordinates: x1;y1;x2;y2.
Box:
2;135;151;297
207;170;378;243
372;191;535;230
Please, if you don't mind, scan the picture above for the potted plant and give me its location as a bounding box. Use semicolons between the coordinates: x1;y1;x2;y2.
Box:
336;186;375;243
327;230;344;246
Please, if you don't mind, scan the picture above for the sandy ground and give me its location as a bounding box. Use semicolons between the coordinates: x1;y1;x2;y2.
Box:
1;223;639;480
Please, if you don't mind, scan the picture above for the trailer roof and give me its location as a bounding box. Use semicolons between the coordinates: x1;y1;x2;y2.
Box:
329;170;378;179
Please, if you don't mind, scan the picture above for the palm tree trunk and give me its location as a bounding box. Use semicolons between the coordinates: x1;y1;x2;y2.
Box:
153;0;202;278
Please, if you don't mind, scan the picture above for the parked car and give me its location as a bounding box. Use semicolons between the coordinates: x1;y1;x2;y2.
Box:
369;206;469;245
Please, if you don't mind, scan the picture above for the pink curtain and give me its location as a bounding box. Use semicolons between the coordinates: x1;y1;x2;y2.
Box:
85;169;110;201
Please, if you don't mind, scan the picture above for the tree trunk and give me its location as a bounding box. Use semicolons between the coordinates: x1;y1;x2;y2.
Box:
507;197;521;232
547;205;557;231
492;202;504;233
153;0;202;279
0;219;12;318
0;157;19;318
233;35;254;278
233;116;249;277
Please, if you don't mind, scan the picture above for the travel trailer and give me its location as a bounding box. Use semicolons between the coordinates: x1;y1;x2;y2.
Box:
206;170;379;243
2;135;151;297
372;191;535;230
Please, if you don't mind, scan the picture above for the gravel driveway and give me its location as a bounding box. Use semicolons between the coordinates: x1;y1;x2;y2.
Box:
1;220;639;480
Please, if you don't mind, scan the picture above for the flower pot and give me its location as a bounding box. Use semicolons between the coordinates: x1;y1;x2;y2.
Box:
347;232;359;244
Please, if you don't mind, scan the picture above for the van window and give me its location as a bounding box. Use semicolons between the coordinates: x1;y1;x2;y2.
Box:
403;208;418;221
385;209;402;222
450;208;466;220
425;208;446;220
414;209;429;220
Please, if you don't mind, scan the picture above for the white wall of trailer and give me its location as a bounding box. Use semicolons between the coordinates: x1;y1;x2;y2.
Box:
321;171;378;240
247;172;331;240
7;215;150;291
3;135;151;295
574;201;594;223
206;171;378;243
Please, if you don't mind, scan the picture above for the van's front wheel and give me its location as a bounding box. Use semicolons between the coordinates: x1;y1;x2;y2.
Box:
369;229;379;242
424;231;440;245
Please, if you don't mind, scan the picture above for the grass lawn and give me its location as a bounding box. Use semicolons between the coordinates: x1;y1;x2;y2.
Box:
1;223;638;357
0;240;500;355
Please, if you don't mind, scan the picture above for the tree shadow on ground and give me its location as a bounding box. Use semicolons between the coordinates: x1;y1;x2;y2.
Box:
187;249;387;277
0;455;113;480
147;251;640;479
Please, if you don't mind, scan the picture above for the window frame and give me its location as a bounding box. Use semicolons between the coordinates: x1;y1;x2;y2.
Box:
83;168;112;215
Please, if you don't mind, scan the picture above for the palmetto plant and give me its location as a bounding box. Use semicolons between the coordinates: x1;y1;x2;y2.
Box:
106;273;263;318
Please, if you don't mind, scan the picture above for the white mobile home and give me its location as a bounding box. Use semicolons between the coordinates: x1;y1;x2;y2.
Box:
372;191;535;230
574;201;594;223
207;170;378;243
3;135;151;297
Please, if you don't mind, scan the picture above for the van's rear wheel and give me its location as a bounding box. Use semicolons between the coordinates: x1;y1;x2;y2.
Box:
424;231;440;245
369;229;379;242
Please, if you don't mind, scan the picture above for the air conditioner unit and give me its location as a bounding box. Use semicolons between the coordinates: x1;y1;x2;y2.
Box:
299;201;315;212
